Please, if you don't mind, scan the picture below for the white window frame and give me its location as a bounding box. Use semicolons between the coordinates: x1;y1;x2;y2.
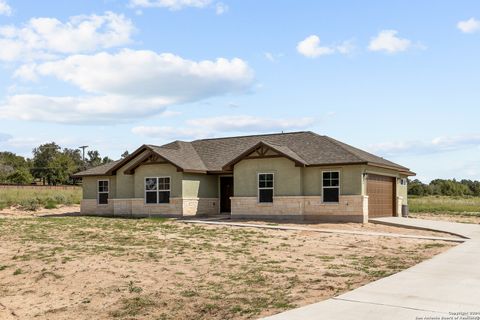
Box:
97;179;109;205
399;178;408;186
322;171;340;204
257;173;274;204
144;176;171;205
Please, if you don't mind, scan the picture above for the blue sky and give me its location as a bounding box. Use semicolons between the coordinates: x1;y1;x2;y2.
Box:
0;0;479;182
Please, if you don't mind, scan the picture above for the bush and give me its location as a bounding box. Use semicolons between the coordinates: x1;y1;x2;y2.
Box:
19;198;41;211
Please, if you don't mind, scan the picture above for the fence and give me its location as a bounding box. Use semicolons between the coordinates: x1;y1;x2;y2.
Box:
0;184;81;190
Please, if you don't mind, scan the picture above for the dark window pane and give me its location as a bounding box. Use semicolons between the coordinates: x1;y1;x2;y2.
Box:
158;191;170;204
259;189;273;203
323;188;339;203
331;172;339;179
98;181;108;192
331;179;339;187
146;191;157;204
158;177;170;190
323;172;331;180
145;178;157;191
98;193;109;204
323;179;331;187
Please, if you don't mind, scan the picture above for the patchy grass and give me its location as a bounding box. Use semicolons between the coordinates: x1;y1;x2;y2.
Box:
409;196;480;224
0;217;453;320
0;187;81;211
409;196;480;214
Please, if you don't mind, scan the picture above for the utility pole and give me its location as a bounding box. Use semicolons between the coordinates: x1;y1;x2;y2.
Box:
79;145;88;162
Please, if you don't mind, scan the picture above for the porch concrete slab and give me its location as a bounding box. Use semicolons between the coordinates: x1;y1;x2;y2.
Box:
263;218;480;320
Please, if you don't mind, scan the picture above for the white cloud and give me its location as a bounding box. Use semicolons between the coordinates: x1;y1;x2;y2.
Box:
0;94;169;124
457;18;480;33
296;35;354;58
0;0;12;16
368;30;412;53
16;49;254;98
263;52;284;62
186;115;315;132
368;134;480;156
132;115;316;140
0;11;134;61
4;50;254;124
129;0;211;10
215;2;228;15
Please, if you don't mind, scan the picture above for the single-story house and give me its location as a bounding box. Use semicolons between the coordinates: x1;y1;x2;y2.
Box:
74;131;415;223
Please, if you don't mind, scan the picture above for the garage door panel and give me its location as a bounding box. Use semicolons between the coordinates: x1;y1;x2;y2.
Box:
367;174;395;217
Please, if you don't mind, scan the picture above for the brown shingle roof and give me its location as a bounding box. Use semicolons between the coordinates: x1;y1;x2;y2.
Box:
72;160;122;177
74;131;412;176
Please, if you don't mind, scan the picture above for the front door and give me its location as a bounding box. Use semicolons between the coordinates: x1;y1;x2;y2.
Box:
220;177;234;213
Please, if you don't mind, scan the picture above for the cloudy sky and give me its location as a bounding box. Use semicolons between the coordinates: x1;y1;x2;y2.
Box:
0;0;479;182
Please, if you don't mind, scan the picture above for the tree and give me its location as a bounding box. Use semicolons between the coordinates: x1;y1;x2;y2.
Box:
86;150;102;167
121;150;130;159
32;142;61;185
6;168;33;184
48;153;77;185
102;156;113;164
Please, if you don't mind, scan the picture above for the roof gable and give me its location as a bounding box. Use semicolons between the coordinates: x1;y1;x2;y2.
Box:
74;131;413;177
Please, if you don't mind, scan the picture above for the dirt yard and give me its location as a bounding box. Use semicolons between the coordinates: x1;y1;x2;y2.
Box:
409;212;480;224
0;216;455;320
0;204;80;217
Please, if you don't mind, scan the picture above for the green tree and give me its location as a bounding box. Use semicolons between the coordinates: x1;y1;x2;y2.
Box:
6;168;33;184
32;142;61;185
86;150;102;167
121;150;130;159
48;153;77;185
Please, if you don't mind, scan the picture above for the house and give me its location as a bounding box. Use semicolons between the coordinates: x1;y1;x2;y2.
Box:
73;131;415;223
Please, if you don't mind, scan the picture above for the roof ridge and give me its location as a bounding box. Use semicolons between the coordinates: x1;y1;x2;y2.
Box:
192;131;310;142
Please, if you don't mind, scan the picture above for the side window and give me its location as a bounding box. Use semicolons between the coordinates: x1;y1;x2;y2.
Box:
258;173;274;203
145;177;171;204
323;171;339;203
98;180;109;205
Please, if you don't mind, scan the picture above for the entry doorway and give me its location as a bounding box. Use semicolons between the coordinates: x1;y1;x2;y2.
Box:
220;176;234;213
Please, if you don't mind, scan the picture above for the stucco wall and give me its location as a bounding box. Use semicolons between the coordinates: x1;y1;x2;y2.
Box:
133;163;183;198
115;150;150;198
302;165;363;196
182;173;218;198
233;157;302;197
82;176;116;200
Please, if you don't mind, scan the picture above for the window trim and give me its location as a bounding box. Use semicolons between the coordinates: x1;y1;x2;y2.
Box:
321;170;340;204
97;179;109;206
144;176;171;205
257;172;274;204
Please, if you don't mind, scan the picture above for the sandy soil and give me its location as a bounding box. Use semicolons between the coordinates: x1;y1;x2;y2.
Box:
234;219;460;238
0;217;454;320
0;205;80;218
409;212;480;225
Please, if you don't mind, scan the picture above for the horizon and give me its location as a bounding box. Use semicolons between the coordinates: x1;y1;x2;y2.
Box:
1;0;480;183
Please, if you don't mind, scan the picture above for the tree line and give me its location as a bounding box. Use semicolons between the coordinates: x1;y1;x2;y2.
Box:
408;179;480;197
0;142;129;185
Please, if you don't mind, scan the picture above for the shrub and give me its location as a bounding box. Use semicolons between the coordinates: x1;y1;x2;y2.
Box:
19;198;41;211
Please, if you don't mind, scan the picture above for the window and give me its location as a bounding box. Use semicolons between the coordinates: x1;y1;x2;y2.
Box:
323;171;339;203
145;177;170;204
400;178;408;186
258;173;274;203
98;180;109;205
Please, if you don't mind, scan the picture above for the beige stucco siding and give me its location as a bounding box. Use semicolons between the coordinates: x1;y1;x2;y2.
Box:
302;165;363;196
115;150;150;198
234;157;302;197
82;176;116;200
183;173;218;198
133;163;183;198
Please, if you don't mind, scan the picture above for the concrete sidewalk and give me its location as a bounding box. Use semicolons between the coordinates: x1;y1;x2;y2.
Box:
263;217;480;320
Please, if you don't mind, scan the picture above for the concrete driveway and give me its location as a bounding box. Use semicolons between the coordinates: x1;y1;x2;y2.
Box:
263;217;480;320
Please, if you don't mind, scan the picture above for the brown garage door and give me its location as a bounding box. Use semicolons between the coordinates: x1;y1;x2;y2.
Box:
367;174;395;217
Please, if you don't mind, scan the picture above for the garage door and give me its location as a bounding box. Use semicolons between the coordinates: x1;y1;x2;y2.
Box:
367;174;395;217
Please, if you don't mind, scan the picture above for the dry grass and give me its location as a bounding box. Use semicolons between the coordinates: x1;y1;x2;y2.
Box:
0;187;81;211
0;216;453;320
409;196;480;214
